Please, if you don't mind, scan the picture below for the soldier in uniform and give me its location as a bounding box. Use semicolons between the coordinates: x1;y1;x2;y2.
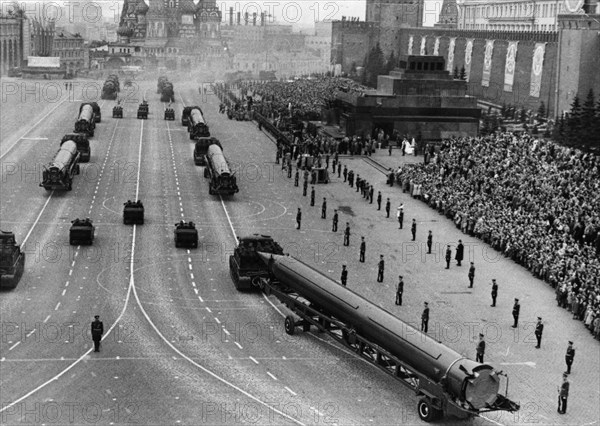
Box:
564;341;575;374
294;169;299;187
91;315;104;352
356;174;361;192
385;198;391;218
332;210;338;232
337;162;342;178
411;219;417;241
349;170;354;187
468;262;476;288
491;278;498;306
396;276;404;306
296;208;302;230
310;186;315;206
476;333;486;363
288;163;292;178
421;302;429;333
377;255;385;282
445;245;452;269
340;265;348;287
557;374;569;414
427;231;433;254
397;205;404;229
303;179;308;197
344;223;350;246
512;298;520;328
534;317;544;348
321;198;327;219
369;186;374;203
343;165;348;182
359;237;366;262
455;240;464;266
377;191;382;210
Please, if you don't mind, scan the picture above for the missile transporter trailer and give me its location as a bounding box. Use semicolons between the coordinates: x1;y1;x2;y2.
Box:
174;221;198;248
243;251;520;423
88;102;101;123
164;107;175;120
123;200;144;225
69;218;95;245
203;144;238;195
0;231;25;289
194;137;221;166
74;104;95;137
188;107;210;139
229;234;284;291
40;140;81;191
61;134;90;163
181;106;201;127
113;105;123;118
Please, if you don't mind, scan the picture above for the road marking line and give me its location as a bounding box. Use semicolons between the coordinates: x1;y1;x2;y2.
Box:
26;330;36;338
9;342;20;351
284;386;297;396
43;315;50;323
249;356;259;364
234;342;243;349
54;302;60;310
223;329;230;336
214;318;221;324
21;193;54;248
266;372;277;380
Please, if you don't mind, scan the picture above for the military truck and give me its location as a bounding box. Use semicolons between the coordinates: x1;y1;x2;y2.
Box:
0;230;25;289
174;221;198;248
123;200;144;224
61;133;90;162
229;234;284;290
164;106;175;120
194;137;221;166
69;218;95;245
113;104;123;118
137;102;148;119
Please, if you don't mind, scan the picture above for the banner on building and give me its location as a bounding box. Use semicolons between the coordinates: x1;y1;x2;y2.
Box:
504;41;518;92
408;35;414;55
420;36;427;55
27;56;60;68
530;42;546;98
482;39;495;87
433;37;440;56
464;38;474;82
447;37;456;72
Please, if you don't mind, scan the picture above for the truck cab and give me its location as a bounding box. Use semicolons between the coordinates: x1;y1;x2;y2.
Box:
229;234;284;290
61;134;90;162
69;219;95;245
174;221;198;248
0;230;25;289
194;137;221;166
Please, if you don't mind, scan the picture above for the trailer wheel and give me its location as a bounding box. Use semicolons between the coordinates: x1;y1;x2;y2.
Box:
417;398;440;422
284;316;296;335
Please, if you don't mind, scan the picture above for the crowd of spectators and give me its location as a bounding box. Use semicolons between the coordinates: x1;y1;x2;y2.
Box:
395;134;600;339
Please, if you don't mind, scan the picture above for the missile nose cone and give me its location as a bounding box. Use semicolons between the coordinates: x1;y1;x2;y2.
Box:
256;251;272;265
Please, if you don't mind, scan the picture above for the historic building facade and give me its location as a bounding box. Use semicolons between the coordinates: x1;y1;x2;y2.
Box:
0;10;29;75
53;29;85;74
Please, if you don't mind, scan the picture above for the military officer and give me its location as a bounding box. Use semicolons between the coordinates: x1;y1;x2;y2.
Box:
356;174;361;192
395;276;404;306
534;317;544;348
340;265;348;287
91;315;104;352
397;205;404;229
557;374;569;414
427;231;433;254
359;237;366;263
468;262;476;288
445;245;452;269
476;333;486;363
411;219;417;241
343;165;348;182
294;169;299;187
564;341;575;374
421;302;429;333
455;240;465;266
287;163;292;178
369;186;374;204
321;198;327;219
491;279;498;306
310;186;315;206
343;223;351;246
303;179;308;196
377;191;382;210
296;208;302;230
349;170;354;187
337;162;342;178
377;255;385;282
385;198;391;218
332;209;338;232
511;298;520;328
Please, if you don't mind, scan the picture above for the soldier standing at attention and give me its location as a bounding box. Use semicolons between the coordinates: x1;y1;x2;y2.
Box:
377;191;382;210
455;240;464;266
340;265;348;287
356;174;361;192
476;333;486;363
395;276;404;306
385;198;391;218
303;178;308;196
359;237;366;263
511;298;520;328
468;262;476;288
294;169;299;187
490;278;498;306
564;341;575;374
310;186;315;206
343;165;348;182
369;186;374;204
332;210;338;232
397;205;404;229
534;317;544;349
421;302;429;333
337;162;342;178
343;223;351;246
321;198;327;219
296;208;302;230
91;315;104;352
349;170;354;187
377;255;385;282
445;245;452;269
427;231;433;254
557;374;569;414
411;219;417;241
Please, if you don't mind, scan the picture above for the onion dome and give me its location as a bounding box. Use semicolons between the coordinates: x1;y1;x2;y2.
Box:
180;0;196;14
136;0;149;14
117;25;134;37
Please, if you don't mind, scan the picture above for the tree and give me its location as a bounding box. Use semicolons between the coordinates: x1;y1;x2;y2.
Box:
519;108;527;123
386;50;396;74
453;66;459;79
501;102;507;118
459;66;466;80
581;89;595;146
566;95;582;145
537;101;546;119
363;43;385;88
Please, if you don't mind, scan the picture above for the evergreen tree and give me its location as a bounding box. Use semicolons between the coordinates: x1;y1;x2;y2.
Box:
453;66;459;79
459;66;466;80
581;89;595;147
537;101;546;119
567;95;582;146
501;102;507;118
519;108;527;123
386;50;396;74
365;43;385;88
